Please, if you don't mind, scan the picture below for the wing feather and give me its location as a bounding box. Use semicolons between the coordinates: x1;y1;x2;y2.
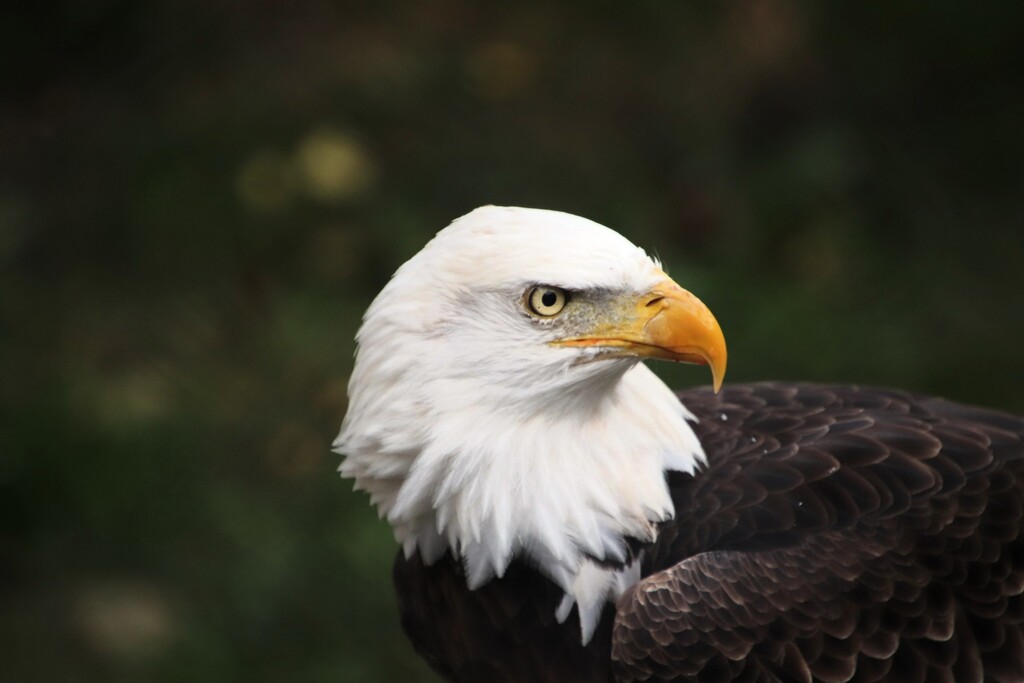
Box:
612;383;1024;683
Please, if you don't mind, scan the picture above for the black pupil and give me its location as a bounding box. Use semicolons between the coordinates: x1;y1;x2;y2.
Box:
541;290;558;308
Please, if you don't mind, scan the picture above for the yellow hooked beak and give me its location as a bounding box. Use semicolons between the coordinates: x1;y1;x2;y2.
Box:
551;276;727;392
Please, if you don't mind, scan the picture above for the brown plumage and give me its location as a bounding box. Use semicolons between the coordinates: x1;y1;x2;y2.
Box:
394;383;1024;682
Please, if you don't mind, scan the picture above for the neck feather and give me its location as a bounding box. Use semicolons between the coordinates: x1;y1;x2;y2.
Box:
337;363;704;643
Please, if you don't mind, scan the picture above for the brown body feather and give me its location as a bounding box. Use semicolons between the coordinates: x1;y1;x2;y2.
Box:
394;383;1024;682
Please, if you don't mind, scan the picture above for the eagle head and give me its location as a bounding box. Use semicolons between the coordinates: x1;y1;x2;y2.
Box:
334;206;725;642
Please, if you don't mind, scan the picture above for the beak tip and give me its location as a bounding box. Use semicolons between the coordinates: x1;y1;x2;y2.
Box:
710;357;726;394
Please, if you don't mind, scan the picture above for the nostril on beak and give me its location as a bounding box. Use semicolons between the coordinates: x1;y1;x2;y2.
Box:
645;296;665;308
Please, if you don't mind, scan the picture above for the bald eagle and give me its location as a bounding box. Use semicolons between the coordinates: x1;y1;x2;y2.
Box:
334;206;1024;682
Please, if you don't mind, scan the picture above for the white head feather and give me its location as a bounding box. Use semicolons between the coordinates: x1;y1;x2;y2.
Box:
334;206;706;642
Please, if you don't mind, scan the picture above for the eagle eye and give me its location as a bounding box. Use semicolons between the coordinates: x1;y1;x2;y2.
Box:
527;286;568;317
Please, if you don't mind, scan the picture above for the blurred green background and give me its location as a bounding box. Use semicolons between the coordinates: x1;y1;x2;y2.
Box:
2;2;1023;681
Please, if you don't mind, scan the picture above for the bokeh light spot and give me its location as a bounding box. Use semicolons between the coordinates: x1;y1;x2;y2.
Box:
75;582;175;662
295;128;377;204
